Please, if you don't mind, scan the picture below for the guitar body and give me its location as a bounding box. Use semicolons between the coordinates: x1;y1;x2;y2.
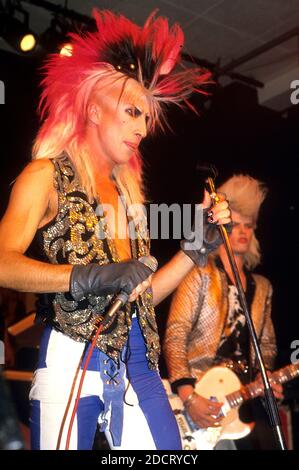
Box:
194;367;253;448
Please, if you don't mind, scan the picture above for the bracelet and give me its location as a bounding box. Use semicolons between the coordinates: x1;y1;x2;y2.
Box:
183;391;198;408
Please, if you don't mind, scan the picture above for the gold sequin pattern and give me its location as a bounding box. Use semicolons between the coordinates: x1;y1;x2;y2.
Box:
40;154;160;369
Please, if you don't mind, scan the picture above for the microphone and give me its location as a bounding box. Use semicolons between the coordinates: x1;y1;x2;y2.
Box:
100;255;158;328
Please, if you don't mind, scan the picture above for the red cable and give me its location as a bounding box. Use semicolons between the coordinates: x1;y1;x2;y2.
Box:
61;321;105;450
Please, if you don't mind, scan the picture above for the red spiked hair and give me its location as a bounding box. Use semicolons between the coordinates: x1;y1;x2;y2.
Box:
38;9;210;128
33;10;210;202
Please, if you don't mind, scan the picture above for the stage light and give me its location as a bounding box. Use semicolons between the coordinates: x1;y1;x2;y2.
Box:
1;17;37;53
0;2;37;54
60;43;72;56
20;32;36;52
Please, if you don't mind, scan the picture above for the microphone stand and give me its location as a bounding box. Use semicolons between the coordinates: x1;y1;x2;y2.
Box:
206;175;287;451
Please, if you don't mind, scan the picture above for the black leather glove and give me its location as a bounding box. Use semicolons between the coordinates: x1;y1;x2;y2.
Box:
181;207;232;267
69;260;153;302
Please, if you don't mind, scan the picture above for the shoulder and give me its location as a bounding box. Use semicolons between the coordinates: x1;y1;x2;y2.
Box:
20;158;54;178
252;273;272;293
9;159;56;209
14;159;54;190
179;259;217;292
193;257;222;280
0;159;56;247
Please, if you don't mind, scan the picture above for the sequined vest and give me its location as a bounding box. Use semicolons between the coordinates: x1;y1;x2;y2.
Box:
34;154;160;369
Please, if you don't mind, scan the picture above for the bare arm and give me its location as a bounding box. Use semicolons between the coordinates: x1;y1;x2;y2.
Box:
151;250;194;306
0;160;72;293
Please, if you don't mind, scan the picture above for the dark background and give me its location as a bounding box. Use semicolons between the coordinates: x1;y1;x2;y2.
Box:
0;48;298;447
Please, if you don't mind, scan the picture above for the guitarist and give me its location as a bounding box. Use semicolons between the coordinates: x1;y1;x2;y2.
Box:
164;174;283;449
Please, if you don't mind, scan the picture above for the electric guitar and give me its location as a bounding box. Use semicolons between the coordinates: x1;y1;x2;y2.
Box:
163;362;299;450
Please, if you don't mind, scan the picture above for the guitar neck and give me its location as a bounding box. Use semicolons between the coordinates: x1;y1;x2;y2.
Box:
225;363;299;409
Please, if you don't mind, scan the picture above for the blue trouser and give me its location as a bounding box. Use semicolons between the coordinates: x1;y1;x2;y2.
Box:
29;317;181;450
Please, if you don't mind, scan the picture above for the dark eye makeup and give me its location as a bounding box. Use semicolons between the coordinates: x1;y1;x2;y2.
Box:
126;106;150;123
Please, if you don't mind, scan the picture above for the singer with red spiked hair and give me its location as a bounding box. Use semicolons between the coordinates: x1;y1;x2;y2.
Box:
0;9;230;450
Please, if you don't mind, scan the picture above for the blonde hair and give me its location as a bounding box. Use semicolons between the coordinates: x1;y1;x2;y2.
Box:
217;174;268;270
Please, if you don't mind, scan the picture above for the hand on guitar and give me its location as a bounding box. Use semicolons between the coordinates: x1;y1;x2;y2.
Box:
178;386;223;428
188;394;224;428
255;371;284;400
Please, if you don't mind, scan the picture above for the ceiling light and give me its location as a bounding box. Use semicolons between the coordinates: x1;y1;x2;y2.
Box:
0;1;37;53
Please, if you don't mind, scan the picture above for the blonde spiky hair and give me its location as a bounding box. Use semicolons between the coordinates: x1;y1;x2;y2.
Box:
218;174;267;222
217;174;268;269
